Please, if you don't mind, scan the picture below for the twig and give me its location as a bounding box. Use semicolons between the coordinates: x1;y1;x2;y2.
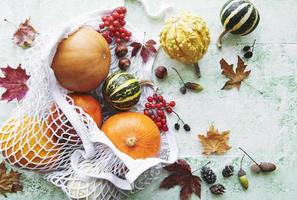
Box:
192;161;211;174
239;147;260;166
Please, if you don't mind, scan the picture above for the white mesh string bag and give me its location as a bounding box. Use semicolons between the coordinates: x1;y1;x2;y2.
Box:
0;8;178;200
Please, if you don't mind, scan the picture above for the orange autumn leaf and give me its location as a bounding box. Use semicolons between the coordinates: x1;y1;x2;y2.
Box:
198;125;231;155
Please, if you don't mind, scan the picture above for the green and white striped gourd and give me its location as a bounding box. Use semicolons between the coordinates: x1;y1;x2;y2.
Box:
217;0;260;48
102;72;141;111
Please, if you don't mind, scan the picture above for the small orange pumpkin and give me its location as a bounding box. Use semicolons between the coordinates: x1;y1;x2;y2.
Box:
101;112;161;159
48;93;103;143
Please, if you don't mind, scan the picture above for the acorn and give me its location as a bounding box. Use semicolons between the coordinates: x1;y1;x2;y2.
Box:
251;162;276;173
239;147;277;173
115;43;128;57
238;169;249;190
217;0;260;48
118;58;130;71
238;155;249;190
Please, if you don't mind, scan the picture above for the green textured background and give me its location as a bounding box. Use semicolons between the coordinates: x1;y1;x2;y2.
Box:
0;0;297;199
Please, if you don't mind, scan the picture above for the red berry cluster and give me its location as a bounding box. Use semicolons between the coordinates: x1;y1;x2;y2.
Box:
143;93;176;132
98;7;132;44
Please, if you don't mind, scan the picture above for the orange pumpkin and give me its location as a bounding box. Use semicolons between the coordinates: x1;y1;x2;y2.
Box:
0;116;60;170
101;112;161;159
51;27;111;92
48;93;103;143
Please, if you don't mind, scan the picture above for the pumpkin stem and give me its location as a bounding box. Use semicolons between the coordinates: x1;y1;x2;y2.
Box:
126;136;137;147
216;29;229;48
194;63;201;78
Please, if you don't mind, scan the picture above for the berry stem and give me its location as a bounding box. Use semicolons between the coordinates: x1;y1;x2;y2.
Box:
192;161;211;174
194;63;201;78
242;81;264;95
172;110;185;124
172;67;185;85
239;147;260;166
216;29;229;48
251;39;256;51
4;19;18;29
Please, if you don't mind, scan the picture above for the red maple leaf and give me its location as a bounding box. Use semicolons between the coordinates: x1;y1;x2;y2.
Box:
130;39;157;63
160;159;201;200
0;64;30;102
5;17;38;48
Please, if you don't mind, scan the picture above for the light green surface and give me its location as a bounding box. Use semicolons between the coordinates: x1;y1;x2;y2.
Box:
0;0;297;199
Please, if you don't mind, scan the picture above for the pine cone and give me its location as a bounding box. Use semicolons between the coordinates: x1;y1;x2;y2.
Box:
210;184;225;195
201;167;216;184
222;165;234;177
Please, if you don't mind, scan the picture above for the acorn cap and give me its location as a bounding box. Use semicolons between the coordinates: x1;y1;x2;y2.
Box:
238;169;246;177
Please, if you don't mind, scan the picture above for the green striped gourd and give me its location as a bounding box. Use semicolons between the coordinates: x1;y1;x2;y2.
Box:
217;0;260;48
102;72;141;111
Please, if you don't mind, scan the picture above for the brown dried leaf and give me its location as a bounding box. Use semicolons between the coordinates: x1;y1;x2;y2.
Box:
160;159;201;200
220;56;251;90
0;161;23;196
198;125;231;155
12;17;38;48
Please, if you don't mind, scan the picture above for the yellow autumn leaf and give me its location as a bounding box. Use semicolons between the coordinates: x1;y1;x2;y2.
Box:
198;125;231;155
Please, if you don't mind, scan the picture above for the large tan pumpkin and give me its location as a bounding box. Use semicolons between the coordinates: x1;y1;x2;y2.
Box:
51;27;111;92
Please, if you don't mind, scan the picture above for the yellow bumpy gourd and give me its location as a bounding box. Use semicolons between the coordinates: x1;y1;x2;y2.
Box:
160;12;210;65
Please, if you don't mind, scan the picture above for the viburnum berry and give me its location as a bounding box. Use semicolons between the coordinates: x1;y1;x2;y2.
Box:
113;20;120;27
162;125;169;131
156;122;162;129
115;38;121;44
120;20;126;26
99;24;105;29
98;6;131;44
143;93;180;132
145;103;151;108
124;36;130;42
147;96;153;102
158;96;164;101
112;12;120;19
119;14;125;20
150;114;156;120
166;107;173;113
144;109;150;116
126;31;132;37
